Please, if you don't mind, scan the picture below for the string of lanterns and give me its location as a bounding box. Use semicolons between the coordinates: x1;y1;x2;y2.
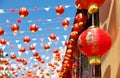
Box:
60;0;112;78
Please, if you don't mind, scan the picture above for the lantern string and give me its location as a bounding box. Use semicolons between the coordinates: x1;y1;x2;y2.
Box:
0;4;75;14
92;14;95;26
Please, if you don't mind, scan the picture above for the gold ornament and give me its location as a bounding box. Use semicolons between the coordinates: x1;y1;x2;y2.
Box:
89;56;101;65
88;3;99;14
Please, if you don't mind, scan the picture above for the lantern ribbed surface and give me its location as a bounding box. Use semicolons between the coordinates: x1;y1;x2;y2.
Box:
77;27;112;57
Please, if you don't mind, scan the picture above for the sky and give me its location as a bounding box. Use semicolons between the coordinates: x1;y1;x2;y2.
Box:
0;0;76;77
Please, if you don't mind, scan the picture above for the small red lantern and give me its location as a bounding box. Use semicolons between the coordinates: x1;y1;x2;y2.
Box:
16;57;21;62
70;31;79;40
18;7;29;18
23;36;30;44
75;13;87;24
11;24;19;35
10;53;16;59
30;24;38;33
56;5;65;15
77;26;112;65
53;48;59;53
22;61;27;65
44;44;50;51
19;47;26;53
75;0;105;14
0;38;7;45
29;45;35;51
49;33;57;41
33;52;39;57
72;23;83;32
62;19;69;30
0;28;4;36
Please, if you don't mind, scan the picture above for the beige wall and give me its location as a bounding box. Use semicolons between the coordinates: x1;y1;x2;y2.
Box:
100;0;120;78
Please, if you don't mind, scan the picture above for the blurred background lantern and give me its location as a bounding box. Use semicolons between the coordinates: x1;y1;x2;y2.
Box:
77;26;112;65
11;24;19;35
18;7;29;18
10;53;16;60
29;24;38;33
56;5;64;15
0;28;4;36
44;44;50;51
0;38;7;45
75;0;105;14
29;45;35;51
19;46;26;53
49;33;57;41
62;19;69;30
23;36;30;44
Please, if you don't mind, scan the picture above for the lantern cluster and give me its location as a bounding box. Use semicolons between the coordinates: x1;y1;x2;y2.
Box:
75;0;105;14
16;57;27;65
32;52;45;64
53;48;61;61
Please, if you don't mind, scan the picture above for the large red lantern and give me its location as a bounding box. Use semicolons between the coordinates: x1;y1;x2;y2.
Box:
0;28;4;36
75;0;105;14
49;33;57;41
23;36;30;44
77;26;112;65
62;19;69;30
30;24;38;33
18;7;29;18
11;24;19;35
56;5;64;15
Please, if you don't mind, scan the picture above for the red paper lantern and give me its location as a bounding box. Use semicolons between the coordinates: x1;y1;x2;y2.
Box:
70;31;79;40
11;24;19;35
33;52;39;57
72;23;83;32
56;5;64;15
0;28;4;36
77;26;112;65
44;44;50;51
29;45;35;51
23;36;30;44
49;33;57;41
10;53;16;59
53;48;59;53
19;47;26;53
0;38;7;45
62;19;69;30
30;24;38;33
75;0;105;14
75;13;87;24
22;61;27;65
18;7;29;18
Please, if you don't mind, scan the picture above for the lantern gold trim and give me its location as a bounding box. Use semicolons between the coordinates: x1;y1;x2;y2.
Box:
89;56;101;65
88;3;99;14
